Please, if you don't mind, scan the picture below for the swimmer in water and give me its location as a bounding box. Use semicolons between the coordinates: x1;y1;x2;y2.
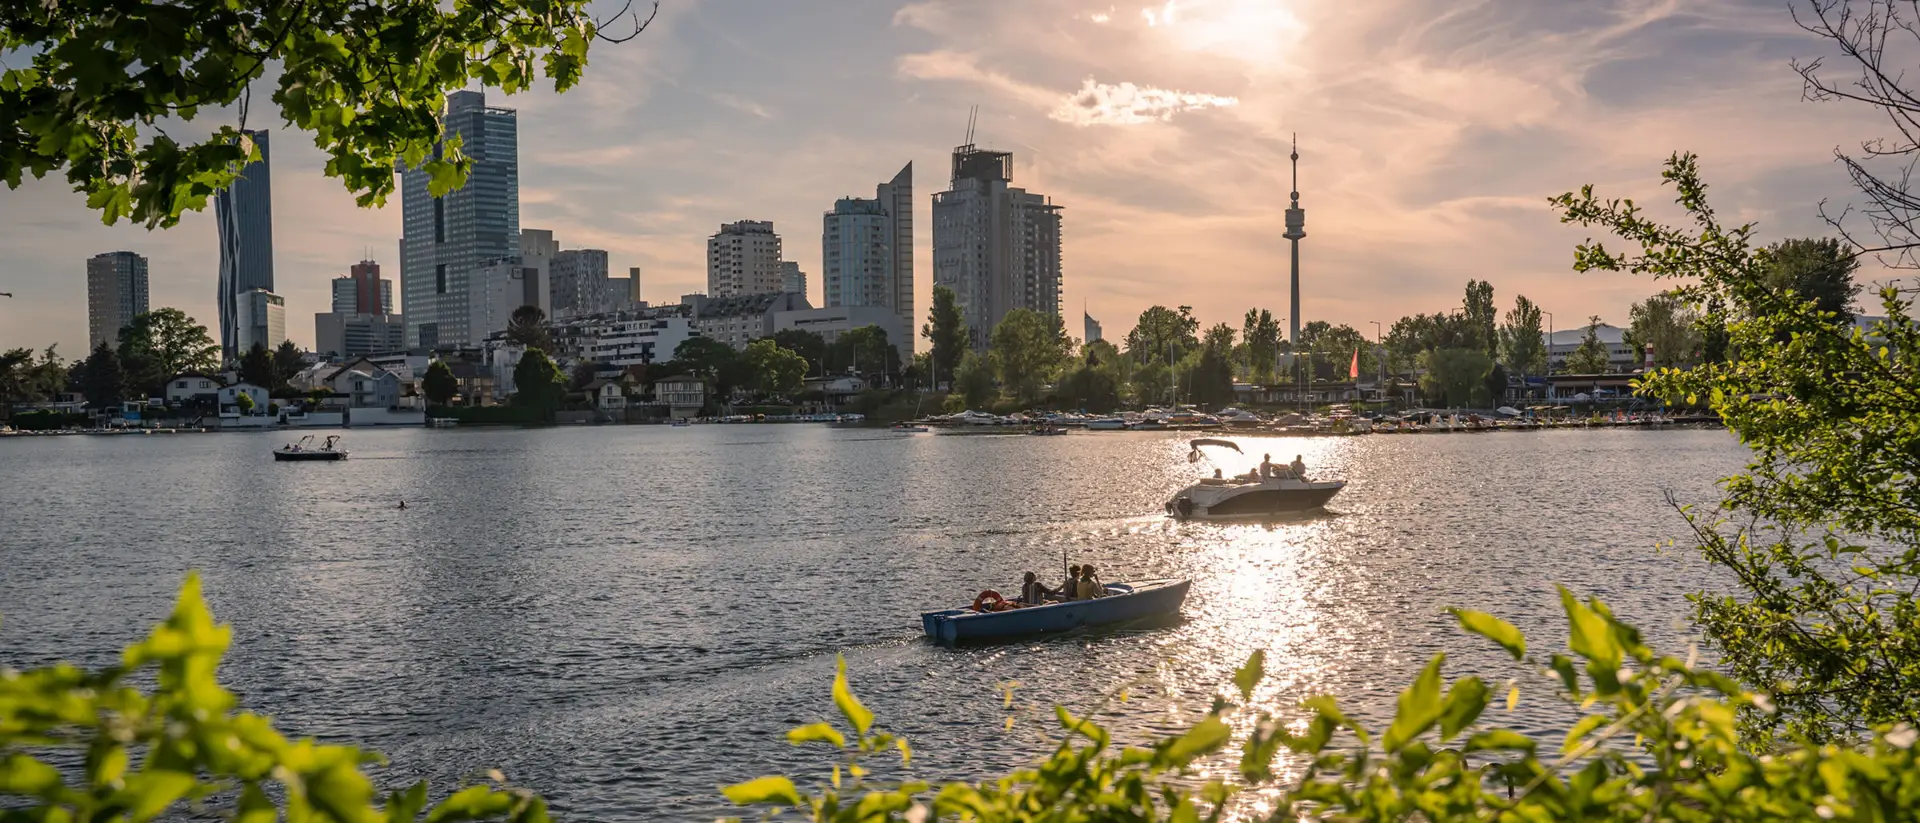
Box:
398;500;407;510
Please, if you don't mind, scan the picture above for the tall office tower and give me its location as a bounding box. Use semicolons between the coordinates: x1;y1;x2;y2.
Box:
706;220;784;297
86;251;150;350
1084;312;1102;344
551;247;610;317
822;163;913;333
781;261;807;297
331;260;392;315
932;145;1062;348
214;129;275;360
234;288;286;353
400;90;519;348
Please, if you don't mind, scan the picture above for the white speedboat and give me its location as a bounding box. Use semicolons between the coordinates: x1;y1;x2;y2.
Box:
1165;439;1344;520
1217;408;1264;427
1085;417;1128;430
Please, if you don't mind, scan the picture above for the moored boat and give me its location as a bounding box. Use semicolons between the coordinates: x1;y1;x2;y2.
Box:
920;579;1190;644
1084;417;1128;430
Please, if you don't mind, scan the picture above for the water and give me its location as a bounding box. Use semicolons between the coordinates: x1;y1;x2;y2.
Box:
0;426;1744;818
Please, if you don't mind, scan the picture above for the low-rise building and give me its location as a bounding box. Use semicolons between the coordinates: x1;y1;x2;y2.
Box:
654;377;706;419
217;382;269;416
315;312;405;358
163;372;222;407
772;306;907;359
1547;323;1637;372
584;379;626;412
685;291;810;349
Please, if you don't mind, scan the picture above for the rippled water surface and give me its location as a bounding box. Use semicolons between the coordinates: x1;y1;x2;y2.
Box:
0;425;1745;818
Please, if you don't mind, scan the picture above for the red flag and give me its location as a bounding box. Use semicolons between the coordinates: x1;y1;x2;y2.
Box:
1349;348;1360;379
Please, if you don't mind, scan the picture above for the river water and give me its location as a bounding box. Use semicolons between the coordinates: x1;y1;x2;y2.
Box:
0;425;1743;818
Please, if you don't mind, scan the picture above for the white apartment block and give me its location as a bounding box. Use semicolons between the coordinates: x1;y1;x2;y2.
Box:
706;220;785;297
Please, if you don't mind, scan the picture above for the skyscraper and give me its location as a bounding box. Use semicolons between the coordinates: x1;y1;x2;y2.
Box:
706;221;784;297
822;163;913;334
215;129;275;360
234;288;286;353
781;261;807;298
400;90;519;349
1085;312;1102;344
86;252;149;350
331;260;392;315
932;145;1062;348
551;247;610;317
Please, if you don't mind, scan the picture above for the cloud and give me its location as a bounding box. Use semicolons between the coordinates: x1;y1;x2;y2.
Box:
1049;77;1238;126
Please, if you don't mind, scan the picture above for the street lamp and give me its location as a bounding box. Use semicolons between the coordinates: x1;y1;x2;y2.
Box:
1541;310;1555;412
1369;320;1383;408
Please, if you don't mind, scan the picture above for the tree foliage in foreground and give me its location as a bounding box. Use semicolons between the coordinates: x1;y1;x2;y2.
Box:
0;0;651;228
722;590;1920;821
0;576;548;821
1556;152;1920;746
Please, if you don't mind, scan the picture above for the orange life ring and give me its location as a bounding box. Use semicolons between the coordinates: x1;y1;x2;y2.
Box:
972;590;1005;612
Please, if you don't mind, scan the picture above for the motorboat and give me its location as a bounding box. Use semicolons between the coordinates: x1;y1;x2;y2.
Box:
1217;408;1264;427
920;579;1190;644
671;419;692;427
1165;438;1344;520
273;435;348;461
1085;417;1128;430
1027;424;1067;436
1131;419;1167;431
890;423;930;433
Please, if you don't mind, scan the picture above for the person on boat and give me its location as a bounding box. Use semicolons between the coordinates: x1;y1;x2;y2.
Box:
1212;469;1223;479
1290;455;1308;480
1076;565;1107;600
1018;572;1054;606
1060;565;1082;601
1259;454;1274;479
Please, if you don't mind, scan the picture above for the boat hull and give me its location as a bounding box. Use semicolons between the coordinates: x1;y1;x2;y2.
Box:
272;450;347;461
1167;480;1344;520
920;579;1189;644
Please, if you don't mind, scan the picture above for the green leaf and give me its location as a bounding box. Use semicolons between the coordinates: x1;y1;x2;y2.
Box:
1464;729;1537;754
1450;608;1526;660
1562;714;1608;754
1560;587;1621;669
1439;676;1490;739
721;775;805;808
1157;715;1230;767
832;656;873;737
785;723;845;748
1383;654;1446;751
1233;650;1266;701
896;737;913;767
112;770;197;821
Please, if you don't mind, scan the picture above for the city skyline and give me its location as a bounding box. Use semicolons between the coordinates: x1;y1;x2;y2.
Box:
0;1;1897;356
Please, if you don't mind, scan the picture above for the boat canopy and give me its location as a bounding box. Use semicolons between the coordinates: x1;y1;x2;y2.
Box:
1187;438;1241;462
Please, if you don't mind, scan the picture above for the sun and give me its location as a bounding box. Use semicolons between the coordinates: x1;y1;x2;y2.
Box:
1150;0;1307;67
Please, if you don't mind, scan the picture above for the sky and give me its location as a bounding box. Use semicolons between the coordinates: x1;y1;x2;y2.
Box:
0;0;1901;356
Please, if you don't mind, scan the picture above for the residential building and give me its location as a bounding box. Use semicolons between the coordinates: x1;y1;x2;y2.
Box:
654;377;706;419
400;90;519;349
583;379;626;412
234;288;286;353
551;247;610;318
217;383;269;417
572;314;698;368
932;145;1063;348
324;366;402;409
685;291;811;349
822;163;913;334
215;129;275;359
1547;323;1637;373
706;220;784;297
331;260;392;315
163;372;222;406
314;312;406;358
772;306;908;360
86;251;149;349
468;256;544;345
1085;312;1102;344
782;261;807;299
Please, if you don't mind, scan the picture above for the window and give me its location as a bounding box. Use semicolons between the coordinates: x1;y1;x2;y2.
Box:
176;381;187;389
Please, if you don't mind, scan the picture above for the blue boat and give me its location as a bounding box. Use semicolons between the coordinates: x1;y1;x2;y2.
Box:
920;579;1191;645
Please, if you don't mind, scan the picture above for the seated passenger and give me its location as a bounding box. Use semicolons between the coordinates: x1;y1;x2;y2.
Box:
1060;565;1082;601
1290;455;1308;480
1019;571;1054;606
1076;565;1107;599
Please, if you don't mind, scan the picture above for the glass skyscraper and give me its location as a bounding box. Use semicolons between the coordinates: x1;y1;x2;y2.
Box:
214;129;275;360
401;90;520;349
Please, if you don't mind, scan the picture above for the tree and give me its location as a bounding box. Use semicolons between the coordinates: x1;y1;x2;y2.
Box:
1418;348;1493;408
1624;291;1702;369
1462;278;1498;357
1125;305;1199;365
1201;322;1235;354
1763;237;1861;325
235;391;256;415
742;339;806;400
116;308;219;396
1186;344;1237;408
1499;295;1547;375
1556;151;1920;744
0;346;65;418
1564;316;1612;374
952;350;997;409
827;325;900;380
920;285;967;388
1130;360;1170;406
423;360;458;407
1081;339;1121;368
1240;309;1282;384
1054;363;1121;413
505;305;553;352
771;329;827;375
0;0;652;229
510;349;565;417
989;309;1071;405
674;337;743;402
1483;361;1509;406
569;361;600;391
80;341;123;411
239;342;274;388
272;341;304;390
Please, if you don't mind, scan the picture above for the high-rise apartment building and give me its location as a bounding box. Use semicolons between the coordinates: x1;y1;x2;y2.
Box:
331;260;392;315
822;163;914;335
781;261;807;299
400;90;519;349
215;129;275;360
932;145;1062;348
86;252;149;350
551;247;610;318
706;220;785;297
234;288;286;353
315;313;405;358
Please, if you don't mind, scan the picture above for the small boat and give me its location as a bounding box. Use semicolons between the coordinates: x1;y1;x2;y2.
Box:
1084;417;1128;430
1026;425;1067;436
920;579;1190;644
1165;438;1344;520
273;435;348;461
891;423;930;433
1131;419;1166;431
671;419;692;427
